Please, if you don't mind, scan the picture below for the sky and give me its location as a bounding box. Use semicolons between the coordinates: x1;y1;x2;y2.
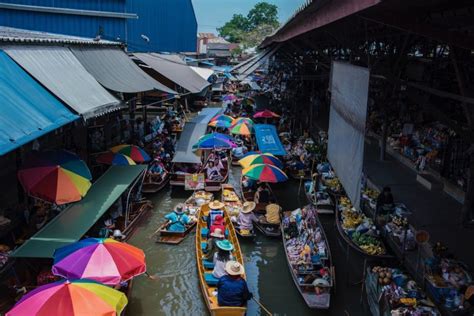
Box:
191;0;307;34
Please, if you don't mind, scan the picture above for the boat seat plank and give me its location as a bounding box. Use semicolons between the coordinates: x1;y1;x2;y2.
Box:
204;273;219;286
201;228;209;238
201;242;207;252
203;260;214;269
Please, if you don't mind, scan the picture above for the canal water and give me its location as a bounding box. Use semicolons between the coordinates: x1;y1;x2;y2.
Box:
128;167;369;315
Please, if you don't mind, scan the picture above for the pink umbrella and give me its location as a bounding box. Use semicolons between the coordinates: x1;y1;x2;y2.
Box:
253;109;280;118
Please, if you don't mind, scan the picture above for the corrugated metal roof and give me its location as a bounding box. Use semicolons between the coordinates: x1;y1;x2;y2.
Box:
3;45;123;119
0;26;120;46
0;50;78;155
190;66;214;80
237;45;280;79
71;47;177;94
134;53;211;94
231;53;262;72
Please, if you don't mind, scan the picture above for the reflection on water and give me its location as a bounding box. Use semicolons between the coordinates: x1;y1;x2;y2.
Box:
127;168;366;316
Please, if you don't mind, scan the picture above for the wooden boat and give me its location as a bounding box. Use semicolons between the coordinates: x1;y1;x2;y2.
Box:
287;168;312;181
195;203;247;316
240;176;277;215
281;205;334;309
304;183;335;215
142;171;170;194
120;200;154;238
335;196;392;259
205;159;230;192
155;221;197;244
221;184;256;239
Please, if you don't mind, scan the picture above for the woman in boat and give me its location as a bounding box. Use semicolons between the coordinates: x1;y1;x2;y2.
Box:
206;161;224;181
212;240;234;279
242;176;256;192
234;202;258;231
232;139;247;160
210;215;225;236
254;185;270;204
203;228;225;261
217;261;252;307
164;204;192;232
207;200;225;228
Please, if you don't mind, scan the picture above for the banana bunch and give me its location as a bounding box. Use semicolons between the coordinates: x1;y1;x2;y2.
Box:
339;196;352;208
325;178;341;190
342;211;363;228
363;189;379;200
360;244;386;255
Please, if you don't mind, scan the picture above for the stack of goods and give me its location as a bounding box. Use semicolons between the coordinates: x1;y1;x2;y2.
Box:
323;176;343;195
425;258;472;310
222;189;242;217
361;188;379;211
222;189;239;202
192;191;213;206
283;207;331;285
385;215;416;251
366;266;440;316
339;197;386;256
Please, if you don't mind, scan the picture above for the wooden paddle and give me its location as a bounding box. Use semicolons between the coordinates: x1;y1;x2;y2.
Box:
251;297;272;315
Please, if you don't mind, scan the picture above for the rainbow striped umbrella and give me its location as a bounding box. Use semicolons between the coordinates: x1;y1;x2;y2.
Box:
242;163;288;183
210;114;234;124
238;154;283;169
230;122;253;136
110;144;150;163
6;279;127;316
232;117;253;127
97;152;136;166
52;238;146;286
18;150;92;205
208;120;232;128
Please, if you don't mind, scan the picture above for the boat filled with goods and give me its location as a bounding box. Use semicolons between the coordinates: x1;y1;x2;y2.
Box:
281;205;334;309
336;196;390;258
365;265;440;316
221;184;255;238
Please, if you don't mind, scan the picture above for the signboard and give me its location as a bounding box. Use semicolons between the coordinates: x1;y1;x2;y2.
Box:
254;124;287;156
184;173;205;191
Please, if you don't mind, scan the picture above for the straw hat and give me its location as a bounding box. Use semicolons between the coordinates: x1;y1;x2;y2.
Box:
112;229;125;240
210;228;225;238
225;261;245;276
216;239;234;251
242;201;256;213
209;200;225;209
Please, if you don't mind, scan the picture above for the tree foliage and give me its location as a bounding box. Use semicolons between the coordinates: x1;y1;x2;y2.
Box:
218;2;279;47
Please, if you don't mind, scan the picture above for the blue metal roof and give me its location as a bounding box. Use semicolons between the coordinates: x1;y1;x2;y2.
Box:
0;50;78;155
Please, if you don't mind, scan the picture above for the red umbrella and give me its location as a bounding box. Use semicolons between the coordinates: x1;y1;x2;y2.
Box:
253;109;280;118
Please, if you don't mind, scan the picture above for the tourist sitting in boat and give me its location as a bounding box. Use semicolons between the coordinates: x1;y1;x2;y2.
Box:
233;202;258;231
254;185;270;204
207;200;225;228
203;228;225;261
210;215;226;236
231;140;247;159
206;161;224;181
217;261;252;307
164;204;192;232
212;240;234;278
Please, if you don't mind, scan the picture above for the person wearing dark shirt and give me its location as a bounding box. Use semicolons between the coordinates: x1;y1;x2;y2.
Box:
254;185;270;204
217;261;252;307
376;186;394;215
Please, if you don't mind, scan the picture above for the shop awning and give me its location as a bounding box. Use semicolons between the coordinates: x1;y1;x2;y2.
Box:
0;51;78;156
133;53;211;94
231;53;261;72
3;45;122;119
236;45;280;80
190;66;214;81
172;108;221;164
12;165;146;258
254;124;287;156
71;47;177;94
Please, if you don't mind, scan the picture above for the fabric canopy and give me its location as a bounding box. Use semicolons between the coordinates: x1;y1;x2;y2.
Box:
134;53;211;94
190;66;214;81
172;108;221;164
237;45;280;80
12;165;146;258
0;51;78;155
71;47;177;94
3;45;122;119
254;124;287;156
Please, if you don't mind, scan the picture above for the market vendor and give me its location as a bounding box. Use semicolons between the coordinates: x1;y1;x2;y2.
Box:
203;228;225;261
460;284;474;308
233;202;258;231
254;185;270;204
375;186;395;223
208;200;225;227
164;204;192;232
206;161;224;181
